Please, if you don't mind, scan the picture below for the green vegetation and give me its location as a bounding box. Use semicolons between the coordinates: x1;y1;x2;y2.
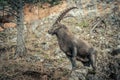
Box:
24;0;61;6
0;0;5;2
46;0;61;6
0;0;7;5
76;21;89;28
0;0;61;6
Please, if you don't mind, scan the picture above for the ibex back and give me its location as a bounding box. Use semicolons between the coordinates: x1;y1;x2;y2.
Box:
48;7;97;72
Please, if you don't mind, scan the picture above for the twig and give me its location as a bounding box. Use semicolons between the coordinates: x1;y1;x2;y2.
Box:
90;20;102;34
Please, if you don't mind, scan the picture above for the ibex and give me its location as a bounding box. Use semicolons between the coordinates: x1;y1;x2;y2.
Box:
48;7;97;72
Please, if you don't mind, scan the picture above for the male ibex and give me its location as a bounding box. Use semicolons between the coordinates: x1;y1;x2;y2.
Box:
48;7;97;72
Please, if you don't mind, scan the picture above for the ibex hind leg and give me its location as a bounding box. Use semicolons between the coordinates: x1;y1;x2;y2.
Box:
92;51;96;70
81;61;91;67
89;50;97;73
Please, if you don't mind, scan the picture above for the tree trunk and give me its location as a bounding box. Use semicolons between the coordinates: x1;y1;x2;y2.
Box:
15;0;26;58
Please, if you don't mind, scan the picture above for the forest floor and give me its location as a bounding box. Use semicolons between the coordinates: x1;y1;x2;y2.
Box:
0;16;120;80
0;1;120;80
0;1;70;80
0;54;70;80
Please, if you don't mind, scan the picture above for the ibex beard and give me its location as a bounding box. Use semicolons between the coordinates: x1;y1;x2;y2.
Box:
48;7;97;73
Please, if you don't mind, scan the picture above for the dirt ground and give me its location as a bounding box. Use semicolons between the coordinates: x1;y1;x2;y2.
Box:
0;1;120;80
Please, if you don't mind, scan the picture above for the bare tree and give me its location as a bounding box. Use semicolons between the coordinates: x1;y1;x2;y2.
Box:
8;0;27;58
15;0;26;57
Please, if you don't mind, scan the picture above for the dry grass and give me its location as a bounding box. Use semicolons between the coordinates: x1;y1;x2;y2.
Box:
0;51;69;80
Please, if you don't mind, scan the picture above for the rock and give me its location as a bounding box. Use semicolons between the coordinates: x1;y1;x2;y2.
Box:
74;26;82;33
45;33;52;41
54;48;66;59
64;64;72;70
117;45;120;48
10;37;17;43
26;54;44;62
69;69;88;80
86;74;103;80
54;48;61;55
69;71;79;80
41;42;50;51
0;74;13;80
110;48;120;56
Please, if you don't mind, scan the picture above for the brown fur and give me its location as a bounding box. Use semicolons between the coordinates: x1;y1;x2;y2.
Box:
48;7;96;71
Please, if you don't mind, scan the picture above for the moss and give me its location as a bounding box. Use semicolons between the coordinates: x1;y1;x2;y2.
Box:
76;21;89;28
44;54;49;59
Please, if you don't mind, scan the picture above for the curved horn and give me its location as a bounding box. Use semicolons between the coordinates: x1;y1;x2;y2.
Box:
55;6;78;23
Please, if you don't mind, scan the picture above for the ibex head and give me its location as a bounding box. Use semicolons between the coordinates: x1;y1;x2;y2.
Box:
48;22;61;35
48;7;78;35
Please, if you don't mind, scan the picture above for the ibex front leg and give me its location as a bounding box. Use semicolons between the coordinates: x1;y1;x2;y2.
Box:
67;47;77;74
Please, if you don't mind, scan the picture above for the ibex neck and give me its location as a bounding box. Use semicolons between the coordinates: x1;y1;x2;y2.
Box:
56;28;67;39
56;28;72;42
